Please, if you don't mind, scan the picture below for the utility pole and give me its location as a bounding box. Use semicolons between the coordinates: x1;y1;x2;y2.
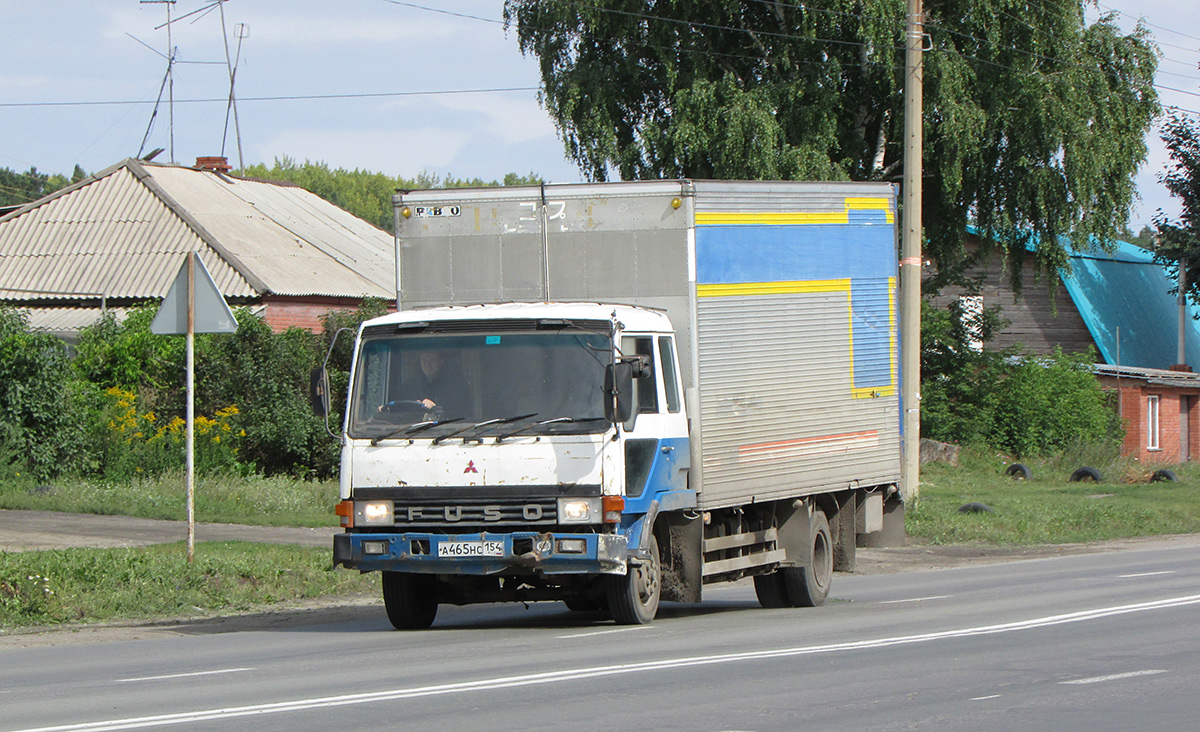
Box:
900;0;924;504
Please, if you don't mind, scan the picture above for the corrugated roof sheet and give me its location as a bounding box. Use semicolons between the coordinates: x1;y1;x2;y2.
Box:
1059;240;1200;371
0;159;395;302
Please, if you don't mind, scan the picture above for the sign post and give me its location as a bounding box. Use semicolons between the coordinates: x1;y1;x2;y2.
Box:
151;252;238;562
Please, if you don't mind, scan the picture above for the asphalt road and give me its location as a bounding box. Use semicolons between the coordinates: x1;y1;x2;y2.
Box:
3;535;1198;732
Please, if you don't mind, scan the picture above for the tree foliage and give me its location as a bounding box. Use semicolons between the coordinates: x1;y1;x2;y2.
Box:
0;306;89;480
504;0;1159;286
242;157;545;232
1152;113;1200;295
0;166;83;208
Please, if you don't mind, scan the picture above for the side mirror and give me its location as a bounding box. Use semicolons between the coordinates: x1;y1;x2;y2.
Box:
604;361;634;424
627;354;651;379
310;367;330;418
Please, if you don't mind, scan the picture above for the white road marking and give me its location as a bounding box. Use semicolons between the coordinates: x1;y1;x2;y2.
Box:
114;668;255;684
970;695;1001;701
556;627;645;640
1119;571;1176;579
10;593;1200;732
879;595;951;605
1060;669;1167;685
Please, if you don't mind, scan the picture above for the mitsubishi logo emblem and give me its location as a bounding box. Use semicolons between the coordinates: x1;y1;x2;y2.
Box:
464;460;478;474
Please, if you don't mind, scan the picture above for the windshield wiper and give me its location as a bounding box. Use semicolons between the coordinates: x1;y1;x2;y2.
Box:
371;417;464;446
432;413;539;445
495;417;608;442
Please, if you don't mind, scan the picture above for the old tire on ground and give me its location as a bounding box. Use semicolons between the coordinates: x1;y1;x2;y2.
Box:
764;510;834;608
382;571;439;630
1005;463;1032;480
608;532;661;625
1070;466;1104;483
1151;468;1179;483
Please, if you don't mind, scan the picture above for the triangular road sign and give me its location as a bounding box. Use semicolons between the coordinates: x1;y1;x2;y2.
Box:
150;253;239;335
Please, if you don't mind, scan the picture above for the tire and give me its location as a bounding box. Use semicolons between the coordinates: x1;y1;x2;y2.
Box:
381;571;439;630
782;510;833;607
958;502;994;514
753;572;789;608
1151;468;1179;483
1070;466;1103;483
607;532;661;625
1005;463;1032;480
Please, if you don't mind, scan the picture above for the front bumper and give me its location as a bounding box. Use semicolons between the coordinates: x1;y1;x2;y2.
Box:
334;531;630;576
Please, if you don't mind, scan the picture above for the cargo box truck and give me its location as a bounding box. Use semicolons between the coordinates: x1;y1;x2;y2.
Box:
320;180;903;628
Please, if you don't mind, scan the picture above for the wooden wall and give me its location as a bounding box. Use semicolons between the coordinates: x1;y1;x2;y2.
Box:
928;235;1100;359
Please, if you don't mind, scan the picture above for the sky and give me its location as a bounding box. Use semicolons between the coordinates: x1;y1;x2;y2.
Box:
1;1;1198;231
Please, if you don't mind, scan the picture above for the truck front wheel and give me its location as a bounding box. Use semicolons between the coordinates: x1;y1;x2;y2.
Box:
607;533;661;625
382;571;439;630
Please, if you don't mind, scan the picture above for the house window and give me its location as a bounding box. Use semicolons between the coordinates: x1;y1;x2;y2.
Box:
958;295;984;352
1147;395;1161;450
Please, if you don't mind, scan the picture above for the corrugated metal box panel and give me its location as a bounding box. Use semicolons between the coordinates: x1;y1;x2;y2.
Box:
396;184;696;378
694;292;900;509
690;181;899;509
148;167;393;298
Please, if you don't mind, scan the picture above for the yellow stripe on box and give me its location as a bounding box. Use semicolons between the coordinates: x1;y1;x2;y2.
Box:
695;197;894;226
696;278;850;298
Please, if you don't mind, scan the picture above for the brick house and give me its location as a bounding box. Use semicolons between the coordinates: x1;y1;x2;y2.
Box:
0;157;395;340
934;231;1200;464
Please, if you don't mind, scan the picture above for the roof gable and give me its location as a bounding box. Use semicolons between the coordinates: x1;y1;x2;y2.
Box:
0;158;394;303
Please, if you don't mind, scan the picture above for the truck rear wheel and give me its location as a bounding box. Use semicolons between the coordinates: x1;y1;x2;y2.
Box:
755;510;833;608
382;571;439;630
607;533;661;625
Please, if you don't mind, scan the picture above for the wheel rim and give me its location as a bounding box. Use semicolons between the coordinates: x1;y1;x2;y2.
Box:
812;526;832;592
635;550;661;607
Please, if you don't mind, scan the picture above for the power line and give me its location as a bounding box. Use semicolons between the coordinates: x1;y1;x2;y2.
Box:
1095;1;1200;45
0;86;541;109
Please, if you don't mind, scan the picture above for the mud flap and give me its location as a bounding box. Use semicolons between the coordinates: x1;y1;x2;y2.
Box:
775;498;812;569
831;491;856;573
661;513;702;603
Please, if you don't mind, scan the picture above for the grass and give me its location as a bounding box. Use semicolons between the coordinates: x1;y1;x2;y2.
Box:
0;471;338;528
910;446;1200;545
0;542;378;630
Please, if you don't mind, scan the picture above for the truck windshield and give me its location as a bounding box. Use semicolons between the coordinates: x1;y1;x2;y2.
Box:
348;328;611;440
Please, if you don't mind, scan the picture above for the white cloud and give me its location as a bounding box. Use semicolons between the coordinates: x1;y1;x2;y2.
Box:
255;127;471;176
436;94;558;145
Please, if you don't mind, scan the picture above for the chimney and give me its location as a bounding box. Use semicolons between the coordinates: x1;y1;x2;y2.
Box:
194;156;232;172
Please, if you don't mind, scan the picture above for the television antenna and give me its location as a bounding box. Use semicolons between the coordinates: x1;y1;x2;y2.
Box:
219;10;248;174
136;1;247;171
138;0;177;163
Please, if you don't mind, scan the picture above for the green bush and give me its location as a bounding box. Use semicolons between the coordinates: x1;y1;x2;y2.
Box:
0;306;91;480
990;348;1123;457
920;299;1120;458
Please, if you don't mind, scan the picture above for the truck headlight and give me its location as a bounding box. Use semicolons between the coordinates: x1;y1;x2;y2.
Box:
356;500;394;526
557;497;602;524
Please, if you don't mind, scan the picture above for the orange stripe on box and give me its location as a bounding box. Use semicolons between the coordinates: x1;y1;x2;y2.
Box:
738;430;879;460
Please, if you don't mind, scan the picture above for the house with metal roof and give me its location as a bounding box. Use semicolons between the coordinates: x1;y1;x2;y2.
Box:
0;157;395;339
935;231;1200;465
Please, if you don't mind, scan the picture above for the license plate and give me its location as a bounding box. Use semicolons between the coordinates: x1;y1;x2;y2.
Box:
437;540;504;558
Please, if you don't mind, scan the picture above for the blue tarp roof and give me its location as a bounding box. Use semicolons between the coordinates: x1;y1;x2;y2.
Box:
968;227;1200;369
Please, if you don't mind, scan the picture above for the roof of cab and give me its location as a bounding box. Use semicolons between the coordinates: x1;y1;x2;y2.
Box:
362;302;673;333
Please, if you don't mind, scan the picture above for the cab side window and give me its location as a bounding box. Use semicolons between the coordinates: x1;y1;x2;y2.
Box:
659;336;681;413
621;336;659;427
